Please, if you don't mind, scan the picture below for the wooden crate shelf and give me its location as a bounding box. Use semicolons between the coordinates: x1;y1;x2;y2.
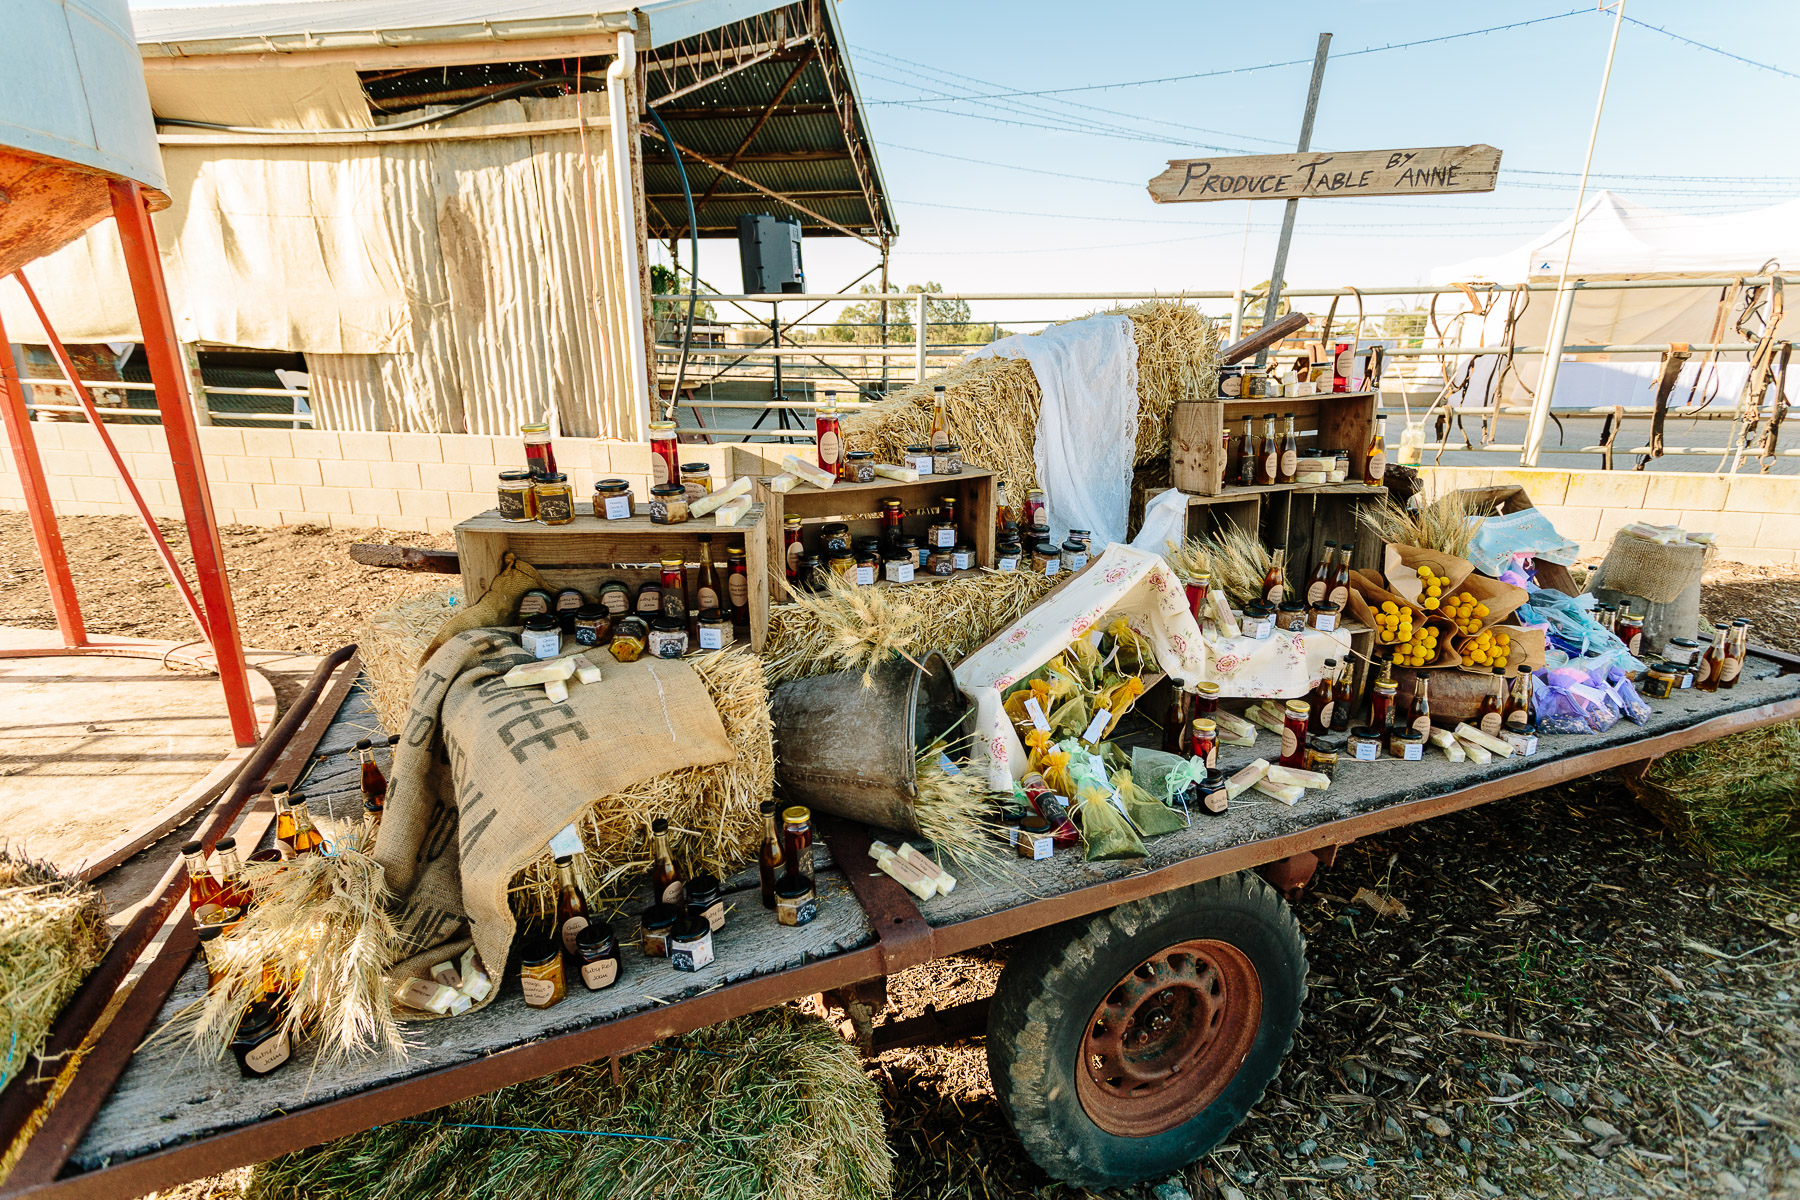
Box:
453;505;771;652
1171;391;1379;497
753;468;998;601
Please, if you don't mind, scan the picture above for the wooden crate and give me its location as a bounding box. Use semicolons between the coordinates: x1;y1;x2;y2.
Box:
1171;391;1378;496
453;504;771;652
753;468;998;600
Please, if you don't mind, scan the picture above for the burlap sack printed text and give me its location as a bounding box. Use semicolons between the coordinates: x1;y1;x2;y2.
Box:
375;628;736;1013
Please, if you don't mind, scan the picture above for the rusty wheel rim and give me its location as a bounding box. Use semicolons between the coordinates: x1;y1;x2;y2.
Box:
1075;939;1263;1137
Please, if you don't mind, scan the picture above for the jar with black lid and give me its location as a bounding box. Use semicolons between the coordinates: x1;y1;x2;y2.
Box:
554;587;586;631
685;872;726;932
668;913;715;972
497;469;537;521
230;1000;293;1079
574;921;621;991
517;588;553;621
572;603;611;647
520;613;561;659
609;615;648;662
649;615;689;659
593;478;634;520
820;522;852;554
854;549;879;586
936;443;964;475
775;875;817;926
649;483;689;525
596;579;632;617
846;450;877;483
1032;541;1061;576
996;537;1022;572
697;607;733;651
798;552;826;593
533;472;575;525
927;548;957;576
1060;540;1088;574
634;580;663;616
1277;601;1309;632
640;903;680;956
951;541;975;572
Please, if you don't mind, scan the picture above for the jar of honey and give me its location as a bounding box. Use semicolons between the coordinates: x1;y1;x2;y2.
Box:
593;478;634;520
518;938;567;1009
497;469;537;521
533;472;575;525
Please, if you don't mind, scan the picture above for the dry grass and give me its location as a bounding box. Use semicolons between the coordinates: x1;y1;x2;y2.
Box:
1193;524;1283;607
1357;492;1483;559
911;734;1007;879
510;648;774;915
244;1006;893;1200
181;822;405;1065
0;851;109;1092
1164;538;1212;585
359;588;462;735
842;299;1221;506
1626;718;1800;882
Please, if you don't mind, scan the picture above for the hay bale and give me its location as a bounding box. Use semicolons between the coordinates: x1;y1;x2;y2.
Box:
360;588;463;735
842;299;1220;506
0;850;109;1093
244;1006;893;1200
1626;719;1800;881
762;569;1059;688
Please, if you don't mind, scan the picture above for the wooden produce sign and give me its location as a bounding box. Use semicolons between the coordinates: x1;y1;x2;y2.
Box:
1148;144;1501;203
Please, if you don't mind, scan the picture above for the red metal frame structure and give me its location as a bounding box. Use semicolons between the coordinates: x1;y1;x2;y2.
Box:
0;180;258;746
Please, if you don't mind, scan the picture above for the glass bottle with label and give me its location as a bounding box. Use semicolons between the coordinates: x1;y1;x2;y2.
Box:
1279;700;1309;768
184;841;225;922
1722;618;1750;689
1697;621;1729;693
694;534;722;614
725;546;750;627
1237;415;1258;488
1332;341;1354;393
1308;660;1337;735
1261;549;1286;606
816;391;845;478
1306;541;1334;606
1022;488;1046;529
930;497;960;550
1407;674;1432;739
781;806;815;885
757;800;785;909
929;385;950;451
1163;687;1192;754
648;419;680;489
1278;413;1299;483
521;421;557;479
1328;543;1352;609
994;481;1012;540
659;557;689;621
271;783;297;860
1330;660;1354;733
1257;413;1279;484
784;515;804;584
216;836;252;914
1185;569;1211;625
290;796;324;856
555;854;591;957
574;922;620;991
1363;414;1388;486
1477;668;1506;736
1188;718;1218;768
648;817;683;906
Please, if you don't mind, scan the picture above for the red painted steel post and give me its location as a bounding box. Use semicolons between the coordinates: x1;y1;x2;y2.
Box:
109;180;259;746
0;310;85;646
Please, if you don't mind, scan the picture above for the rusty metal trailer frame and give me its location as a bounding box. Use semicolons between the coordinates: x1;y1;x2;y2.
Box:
5;646;1797;1200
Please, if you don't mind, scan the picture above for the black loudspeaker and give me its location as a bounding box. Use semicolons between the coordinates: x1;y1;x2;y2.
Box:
737;213;804;294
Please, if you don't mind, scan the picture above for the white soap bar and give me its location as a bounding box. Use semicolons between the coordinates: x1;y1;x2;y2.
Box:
430;959;461;989
897;842;955;896
1220;729;1257;748
781;454;838;490
395;977;458;1014
690;474;751;516
502;658;577;688
1225;758;1271;799
1253;779;1305;805
868;841;938;901
1456;736;1493;764
449;993;474;1016
767;473;801;494
873;463;919;483
713;494;753;526
575;663;602;685
1452;722;1515;757
1212;711;1257;740
544;678;569;704
1266;764;1330;791
460;970;492;1003
1246;706;1287;736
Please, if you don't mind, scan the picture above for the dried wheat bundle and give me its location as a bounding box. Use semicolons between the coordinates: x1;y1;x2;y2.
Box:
186;822;405;1064
1357;492;1483;559
0;850;109;1092
1164;538;1213;585
911;741;1007;878
1196;525;1284;607
764;570;926;687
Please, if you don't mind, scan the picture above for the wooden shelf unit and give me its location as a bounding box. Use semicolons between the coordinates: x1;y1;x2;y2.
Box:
1171;390;1379;497
753;468;998;601
453;505;771;652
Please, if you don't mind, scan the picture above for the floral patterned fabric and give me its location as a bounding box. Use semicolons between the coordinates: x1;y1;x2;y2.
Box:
955;543;1350;788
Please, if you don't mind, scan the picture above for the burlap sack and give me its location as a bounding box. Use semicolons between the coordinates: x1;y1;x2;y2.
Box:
421;552;552;664
1591;532;1712;605
376;628;737;1011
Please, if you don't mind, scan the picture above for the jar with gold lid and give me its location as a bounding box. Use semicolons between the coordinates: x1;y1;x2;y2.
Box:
609;615;648;662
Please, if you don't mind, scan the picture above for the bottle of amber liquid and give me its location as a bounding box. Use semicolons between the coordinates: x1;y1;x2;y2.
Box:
1257;413;1280;484
1505;666;1535;729
1720;617;1750;689
356;738;386;823
1697;621;1730;693
928;385;950;451
1308;660;1337;735
289;796;325;856
1407;674;1432;738
757;800;785;909
183;840;226;923
1363;414;1388;486
1476;668;1506;736
994;481;1012;540
1277;413;1299;483
215;836;251;915
648;817;683;906
1163;688;1193;754
1330;660;1355;733
695;534;723;615
555;854;591;957
1328;544;1352;609
1261;549;1286;606
271;782;297;860
1306;541;1334;605
1237;416;1258;487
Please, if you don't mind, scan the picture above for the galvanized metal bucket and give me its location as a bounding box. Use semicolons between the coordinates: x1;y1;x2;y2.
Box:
769;650;969;835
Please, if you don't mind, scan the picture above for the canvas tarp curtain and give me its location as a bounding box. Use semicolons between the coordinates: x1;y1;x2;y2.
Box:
0;86;644;438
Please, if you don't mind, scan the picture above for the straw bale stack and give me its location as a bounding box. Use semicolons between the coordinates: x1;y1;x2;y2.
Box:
245;1006;893;1200
841;299;1220;503
0;850;109;1094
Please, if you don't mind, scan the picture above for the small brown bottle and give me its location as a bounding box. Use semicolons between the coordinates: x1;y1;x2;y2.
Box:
271;783;297;860
1261;549;1286;607
1476;667;1506;737
1237;415;1258;487
1308;660;1337;735
1328;544;1352;610
1163;687;1193;754
695;534;723;615
1368;659;1397;738
1278;413;1299;483
215;836;252;915
183;840;225;922
1407;673;1432;739
1697;621;1729;693
1504;666;1535;729
289;796;325;856
1329;660;1354;733
555;854;591;957
357;738;386;823
1306;542;1334;606
648;817;683;906
1720;617;1749;689
757;800;785;909
1257;413;1279;484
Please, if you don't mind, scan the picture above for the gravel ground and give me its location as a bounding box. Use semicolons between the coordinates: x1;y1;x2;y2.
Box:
8;512;1795;1200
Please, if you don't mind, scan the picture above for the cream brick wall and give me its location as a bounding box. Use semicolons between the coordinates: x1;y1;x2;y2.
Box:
1422;465;1800;566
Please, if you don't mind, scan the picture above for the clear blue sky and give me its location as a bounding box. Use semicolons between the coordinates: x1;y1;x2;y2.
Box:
128;0;1800;322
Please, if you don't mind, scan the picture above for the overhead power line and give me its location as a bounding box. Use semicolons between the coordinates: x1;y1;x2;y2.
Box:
1621;15;1800;81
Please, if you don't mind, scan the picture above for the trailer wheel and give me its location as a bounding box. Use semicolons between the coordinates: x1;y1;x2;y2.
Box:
986;872;1306;1187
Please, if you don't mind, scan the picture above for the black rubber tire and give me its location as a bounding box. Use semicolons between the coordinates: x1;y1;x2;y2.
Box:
985;872;1307;1188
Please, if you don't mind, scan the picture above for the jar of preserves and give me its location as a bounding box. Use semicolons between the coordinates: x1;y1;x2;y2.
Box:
780;805;815;883
1060;540;1089;574
774;875;817;926
1016;814;1056;860
815;392;845;478
648;483;689;524
883;549;915;584
497;469;537;521
554;587;586;631
846;450;876;483
593;478;634;520
1642;661;1679;699
230;1001;293;1079
521;422;556;479
726;547;751;625
903;444;935;476
649;615;689;659
854;549;879;585
1280;699;1309;768
679;462;712;504
696;607;733;651
1243;602;1275;640
572;604;610;647
951;541;975;572
574;922;620;991
1240;366;1269;398
1390;730;1425;761
533;472;575;525
1348;725;1382;762
996;537;1022;572
1194;681;1220;716
1617;610;1645;657
609;615;648;662
1307;736;1341;781
1189;717;1218;768
1217;365;1245;398
1665;637;1701;668
1197;770;1229;815
1309;602;1340;632
667;914;715;972
517;588;553;621
1069;530;1092;556
927;548;957;576
519;938;567;1009
936;443;964;475
685;872;726;932
648;419;680;489
1277;601;1308;632
640;903;679;956
1501;722;1539;756
596;579;632;617
1032;541;1061;576
521;613;561;659
798;552;826;592
816;522;849;554
658;557;689;621
1023;489;1046;529
634;580;663;617
928;503;958;550
878;497;905;552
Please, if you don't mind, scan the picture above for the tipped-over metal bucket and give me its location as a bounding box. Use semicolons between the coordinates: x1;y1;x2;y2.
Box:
769;650;968;835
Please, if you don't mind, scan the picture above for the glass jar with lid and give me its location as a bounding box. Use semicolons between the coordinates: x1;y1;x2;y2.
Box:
521;422;556;479
648;419;680;489
903;445;935;476
696;607;734;651
846;450;877;483
827;550;856;579
596;579;632;617
936;443;964;475
609;615;648;662
853;548;879;585
883;547;915;584
951;541;975;572
820;522;852;554
798;553;826;593
533;472;575;525
520;614;561;659
927;548;956;576
679;462;712;504
929;499;959;550
593;478;634;520
572;603;610;647
1032;541;1061;576
648;615;689;659
1060;540;1088;574
648;483;689;525
497;469;537;521
996;537;1022;572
